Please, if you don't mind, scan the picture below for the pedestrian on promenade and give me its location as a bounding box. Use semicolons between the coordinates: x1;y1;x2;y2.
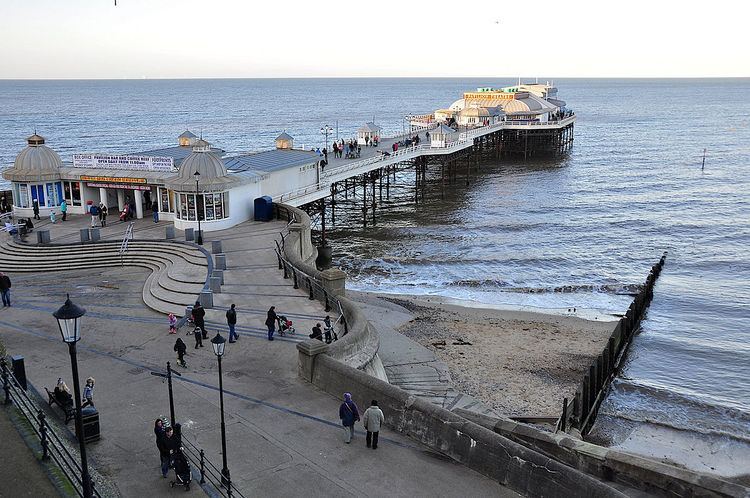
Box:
192;325;203;349
339;392;360;444
362;400;385;449
192;301;206;339
49;209;56;224
226;303;238;343
98;203;107;227
151;201;159;223
174;337;188;366
154;419;170;477
323;315;336;343
81;377;95;408
60;199;67;221
323;147;328;162
309;323;323;341
0;272;11;307
89;203;100;228
32;198;40;220
0;197;8;213
159;426;178;478
265;306;277;341
168;313;177;334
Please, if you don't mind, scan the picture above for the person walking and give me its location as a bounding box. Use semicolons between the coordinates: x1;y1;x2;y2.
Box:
226;303;238;343
100;204;108;227
192;301;206;339
151;200;159;223
60;199;67;221
338;392;360;444
32;198;40;220
154;419;170;478
161;426;178;478
168;313;177;334
89;203;100;228
362;400;385;449
265;306;277;341
0;272;11;307
174;337;188;366
81;377;95;408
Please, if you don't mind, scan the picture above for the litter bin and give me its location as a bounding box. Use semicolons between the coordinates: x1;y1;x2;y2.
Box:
254;196;273;221
81;406;100;443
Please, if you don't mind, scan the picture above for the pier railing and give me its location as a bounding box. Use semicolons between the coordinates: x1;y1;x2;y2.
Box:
1;358;103;498
556;252;668;435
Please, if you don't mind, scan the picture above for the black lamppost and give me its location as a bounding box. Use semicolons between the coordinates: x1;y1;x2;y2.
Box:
149;362;181;427
53;294;93;498
193;170;202;245
210;332;231;491
320;125;332;154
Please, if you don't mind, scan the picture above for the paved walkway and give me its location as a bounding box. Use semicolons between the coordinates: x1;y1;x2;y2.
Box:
0;217;515;497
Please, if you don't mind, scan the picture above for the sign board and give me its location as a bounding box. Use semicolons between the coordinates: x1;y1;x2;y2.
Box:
73;154;175;172
80;176;147;184
87;183;151;191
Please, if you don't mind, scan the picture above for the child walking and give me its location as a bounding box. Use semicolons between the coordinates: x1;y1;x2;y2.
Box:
168;313;177;334
81;377;95;408
174;338;187;367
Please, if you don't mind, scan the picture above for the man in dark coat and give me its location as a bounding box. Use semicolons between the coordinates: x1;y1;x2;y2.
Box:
32;199;40;220
265;306;277;341
226;303;238;343
192;301;206;339
309;323;323;341
0;272;11;307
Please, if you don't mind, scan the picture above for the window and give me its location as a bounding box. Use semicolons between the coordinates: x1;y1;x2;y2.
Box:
159;187;174;213
176;191;228;221
17;184;29;208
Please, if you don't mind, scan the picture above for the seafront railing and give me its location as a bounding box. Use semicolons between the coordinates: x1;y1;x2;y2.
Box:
557;251;668;435
1;358;103;498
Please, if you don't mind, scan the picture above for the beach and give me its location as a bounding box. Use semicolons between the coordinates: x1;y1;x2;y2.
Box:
362;292;617;419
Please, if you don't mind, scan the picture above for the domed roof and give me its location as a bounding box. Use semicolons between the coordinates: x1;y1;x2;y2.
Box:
449;98;465;111
276;132;293;141
459;107;490;117
2;134;62;182
165;140;233;192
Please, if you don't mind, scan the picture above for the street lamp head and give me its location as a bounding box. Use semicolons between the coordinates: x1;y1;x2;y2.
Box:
194;170;201;178
211;332;227;357
53;294;86;343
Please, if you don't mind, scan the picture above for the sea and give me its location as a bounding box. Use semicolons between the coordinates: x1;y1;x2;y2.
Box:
1;78;748;478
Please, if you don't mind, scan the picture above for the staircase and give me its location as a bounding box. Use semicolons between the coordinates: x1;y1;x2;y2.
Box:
0;239;209;316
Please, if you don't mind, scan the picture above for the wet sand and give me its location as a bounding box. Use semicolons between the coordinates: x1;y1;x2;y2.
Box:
368;293;617;418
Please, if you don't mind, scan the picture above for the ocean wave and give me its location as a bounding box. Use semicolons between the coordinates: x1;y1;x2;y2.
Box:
447;280;642;295
598;379;750;443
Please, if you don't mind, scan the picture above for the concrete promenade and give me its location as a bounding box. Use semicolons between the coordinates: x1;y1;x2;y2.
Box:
0;214;515;497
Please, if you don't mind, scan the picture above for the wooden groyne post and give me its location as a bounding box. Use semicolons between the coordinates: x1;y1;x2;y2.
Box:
561;251;668;435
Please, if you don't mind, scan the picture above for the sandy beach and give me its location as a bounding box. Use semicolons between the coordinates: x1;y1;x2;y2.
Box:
365;292;617;419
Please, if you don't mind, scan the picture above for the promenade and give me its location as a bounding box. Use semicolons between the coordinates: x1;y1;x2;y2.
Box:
0;214;515;497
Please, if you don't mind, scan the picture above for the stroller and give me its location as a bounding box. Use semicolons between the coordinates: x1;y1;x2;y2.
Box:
169;448;192;491
276;315;295;336
118;205;129;222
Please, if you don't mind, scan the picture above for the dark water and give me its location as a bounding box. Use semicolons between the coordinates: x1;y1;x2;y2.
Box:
1;78;749;471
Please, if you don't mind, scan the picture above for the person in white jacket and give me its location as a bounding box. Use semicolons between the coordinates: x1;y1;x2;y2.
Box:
362;400;385;450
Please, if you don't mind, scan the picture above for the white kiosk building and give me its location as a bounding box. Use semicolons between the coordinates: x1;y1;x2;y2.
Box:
430;124;457;148
357;122;382;144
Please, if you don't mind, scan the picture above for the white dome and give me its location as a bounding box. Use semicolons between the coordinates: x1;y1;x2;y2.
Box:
165;140;232;192
449;99;465;111
2;134;62;182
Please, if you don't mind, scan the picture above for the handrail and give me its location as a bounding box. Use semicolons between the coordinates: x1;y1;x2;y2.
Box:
1;358;103;498
181;436;247;498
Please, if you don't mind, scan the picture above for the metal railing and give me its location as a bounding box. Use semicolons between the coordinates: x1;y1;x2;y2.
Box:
1;358;102;498
181;437;246;498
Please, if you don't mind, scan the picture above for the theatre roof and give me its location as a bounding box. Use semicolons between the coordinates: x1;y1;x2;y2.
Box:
223;149;319;175
130;145;225;168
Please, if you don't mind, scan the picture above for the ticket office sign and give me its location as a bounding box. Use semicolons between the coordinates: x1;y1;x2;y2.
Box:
73;154;174;172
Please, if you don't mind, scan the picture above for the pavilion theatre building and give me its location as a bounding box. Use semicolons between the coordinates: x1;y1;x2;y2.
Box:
3;131;320;232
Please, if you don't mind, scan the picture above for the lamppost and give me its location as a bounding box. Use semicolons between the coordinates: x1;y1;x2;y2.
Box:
193;170;203;245
149;362;181;427
53;294;93;498
210;332;231;491
320;125;333;154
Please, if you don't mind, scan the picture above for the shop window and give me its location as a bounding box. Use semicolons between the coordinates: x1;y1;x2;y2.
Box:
71;182;82;206
17;184;29;208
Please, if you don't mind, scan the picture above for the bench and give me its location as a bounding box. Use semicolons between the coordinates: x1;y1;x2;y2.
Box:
44;387;76;424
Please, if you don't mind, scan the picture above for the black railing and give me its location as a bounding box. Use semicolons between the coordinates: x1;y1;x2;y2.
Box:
181;436;246;498
1;358;102;498
559;252;668;434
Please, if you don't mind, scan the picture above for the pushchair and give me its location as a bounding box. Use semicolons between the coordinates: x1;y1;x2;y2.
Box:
118;205;129;222
169;448;192;491
276;315;295;336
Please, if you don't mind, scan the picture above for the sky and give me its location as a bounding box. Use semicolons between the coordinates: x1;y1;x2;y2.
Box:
1;0;749;79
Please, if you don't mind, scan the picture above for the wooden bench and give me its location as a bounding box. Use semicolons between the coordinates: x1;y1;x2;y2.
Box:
44;387;76;424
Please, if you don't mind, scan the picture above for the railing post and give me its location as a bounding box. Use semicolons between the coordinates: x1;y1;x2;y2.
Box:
1;358;10;405
38;411;49;461
199;449;206;484
323;291;331;312
282;261;289;279
307;278;314;300
560;397;568;433
227;475;233;498
276;251;283;270
292;269;298;289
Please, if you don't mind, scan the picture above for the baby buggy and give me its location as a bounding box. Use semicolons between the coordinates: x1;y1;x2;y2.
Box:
277;315;295;336
118;205;129;222
170;448;192;491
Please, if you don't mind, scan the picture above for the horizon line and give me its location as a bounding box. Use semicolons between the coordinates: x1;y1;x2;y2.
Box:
1;76;749;82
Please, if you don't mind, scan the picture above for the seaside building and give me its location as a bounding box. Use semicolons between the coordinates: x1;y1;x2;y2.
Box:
357;122;382;144
2;131;320;231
